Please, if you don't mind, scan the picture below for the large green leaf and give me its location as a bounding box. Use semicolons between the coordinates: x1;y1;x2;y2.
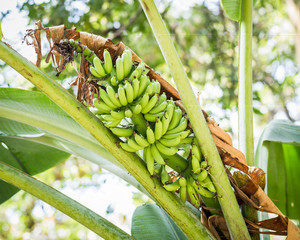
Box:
131;203;188;240
0;88;149;198
255;120;300;220
0;136;70;203
221;0;241;21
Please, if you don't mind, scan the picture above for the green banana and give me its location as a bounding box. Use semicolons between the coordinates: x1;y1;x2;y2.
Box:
124;81;134;103
141;94;158;114
161;112;170;135
146;126;155;144
93;98;111;113
134;132;149;148
120;142;137;152
125;108;133;118
160;166;171;185
149;101;168;114
152;80;161;94
106;86;122;108
192;180;215;198
104;119;121;128
192;143;201;160
191;155;201;173
179;137;193;145
140;93;149;109
111;75;118;86
136;62;145;76
132;103;142;115
93;57;106;77
127;137;144;151
154;118;163;140
99;88;118;109
103;50;112;74
90;66;103;78
179;177;187;202
144;146;154;175
200;176;216;193
102;114;119;122
187;180;200;207
159;137;181;147
157;92;167;105
156;141;178;156
122;49;133;77
117;86;128;106
144;111;164;122
163;180;180;192
150;144;165;165
110;110;125;119
116;56;124;81
129;70;140;81
201;161;208;169
110;127;134;137
145;82;154;95
168;108;182;130
166;102;175;120
137;75;150;97
166;117;188;135
193;170;208;182
132;78;140;99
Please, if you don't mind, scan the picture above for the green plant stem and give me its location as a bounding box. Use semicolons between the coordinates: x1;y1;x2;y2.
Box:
0;161;133;240
131;113;147;136
238;1;258;239
0;41;214;240
138;0;251;239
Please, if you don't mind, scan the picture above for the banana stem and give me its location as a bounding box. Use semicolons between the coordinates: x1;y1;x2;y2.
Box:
139;0;251;239
0;161;134;240
0;41;214;240
163;153;188;172
238;1;258;239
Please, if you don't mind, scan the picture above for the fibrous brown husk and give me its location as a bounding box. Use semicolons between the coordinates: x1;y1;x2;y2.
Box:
25;22;300;240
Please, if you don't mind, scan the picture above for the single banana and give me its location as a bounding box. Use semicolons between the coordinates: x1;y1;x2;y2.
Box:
179;177;187;202
179;137;193;145
144;146;154;175
99;88;118;109
166;102;175;120
156;141;178;156
200;176;216;193
127;137;144;151
145;82;154;95
132;103;142;115
120;142;137;152
166;117;188;135
124;81;134;103
149;101;168;114
106;86;122;108
168;108;182;130
134;132;149;148
146;126;155;144
161;112;170;135
140;93;150;109
144;111;164;122
161;130;189;140
193;170;208;182
192;143;201;160
93;98;111;113
129;70;140;81
136;62;145;76
163;180;180;192
150;144;166;165
132;78;140;99
122;49;133;77
141;94;158;114
152;80;161;94
154;118;163;140
157;92;167;105
159;137;181;147
104;119;121;128
93;57;106;77
117;86;128;106
137;75;150;97
110;127;134;137
125;108;133;118
90;107;106;115
191;155;201;173
192;180;215;198
103;50;112;74
116;56;124;81
90;66;103;78
111;75;119;86
160;166;171;185
110;110;125;119
102;114;119;122
187;181;200;207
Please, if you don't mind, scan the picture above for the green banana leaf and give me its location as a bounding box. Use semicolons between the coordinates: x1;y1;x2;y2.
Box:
221;0;241;21
131;203;188;240
255;120;300;220
0;135;70;203
0;88;148;198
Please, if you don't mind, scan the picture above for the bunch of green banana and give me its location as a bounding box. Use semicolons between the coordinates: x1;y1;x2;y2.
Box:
63;39;218;207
